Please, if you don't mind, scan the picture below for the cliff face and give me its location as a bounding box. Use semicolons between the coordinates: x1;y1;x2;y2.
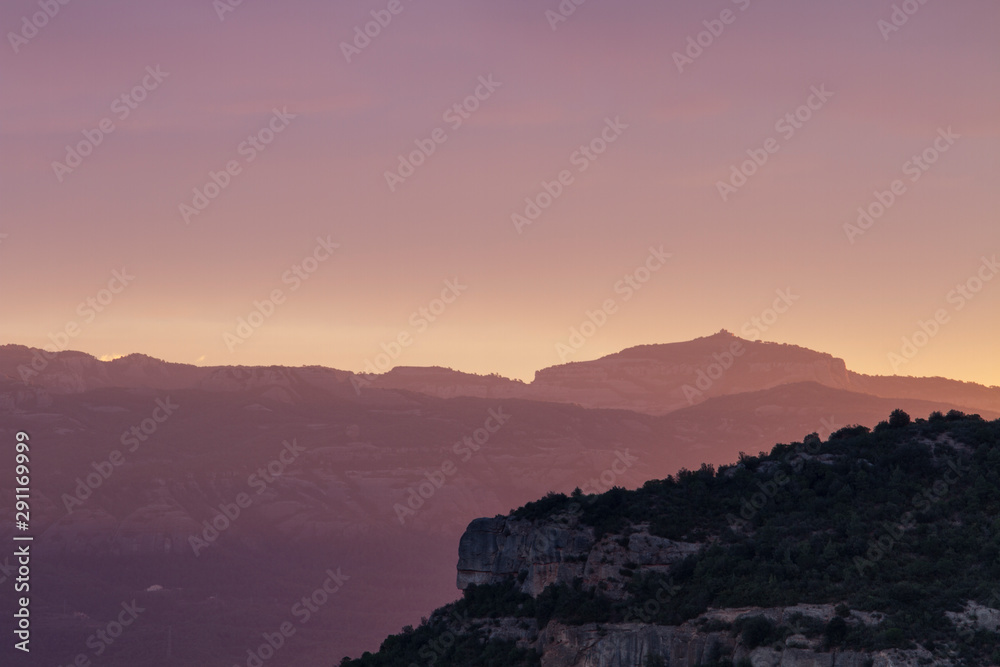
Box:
454;515;968;667
454;609;938;667
535;618;925;667
457;514;700;598
537;621;735;667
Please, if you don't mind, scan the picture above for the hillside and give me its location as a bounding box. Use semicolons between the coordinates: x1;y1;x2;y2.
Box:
341;411;1000;667
3;338;1000;663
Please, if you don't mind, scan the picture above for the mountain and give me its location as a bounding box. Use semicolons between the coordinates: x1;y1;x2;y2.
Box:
13;331;999;418
847;372;1000;416
659;381;995;458
359;331;1000;418
342;413;1000;667
525;332;854;414
1;335;998;664
365;365;529;399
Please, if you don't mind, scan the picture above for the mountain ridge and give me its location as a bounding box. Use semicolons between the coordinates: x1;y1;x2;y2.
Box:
5;332;1000;418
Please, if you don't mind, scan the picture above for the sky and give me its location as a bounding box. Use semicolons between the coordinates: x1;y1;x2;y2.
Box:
1;0;998;384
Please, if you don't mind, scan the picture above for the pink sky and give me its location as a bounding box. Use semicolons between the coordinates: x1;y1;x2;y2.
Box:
1;0;998;384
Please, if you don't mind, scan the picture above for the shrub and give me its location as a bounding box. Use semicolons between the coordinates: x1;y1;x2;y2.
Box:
738;616;776;649
825;617;848;646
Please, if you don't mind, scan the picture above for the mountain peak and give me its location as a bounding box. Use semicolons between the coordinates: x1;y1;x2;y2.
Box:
107;352;174;367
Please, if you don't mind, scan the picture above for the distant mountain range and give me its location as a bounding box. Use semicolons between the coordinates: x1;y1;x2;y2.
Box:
5;330;999;415
0;332;997;665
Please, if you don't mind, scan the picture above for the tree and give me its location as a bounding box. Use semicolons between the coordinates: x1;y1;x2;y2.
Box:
888;409;911;428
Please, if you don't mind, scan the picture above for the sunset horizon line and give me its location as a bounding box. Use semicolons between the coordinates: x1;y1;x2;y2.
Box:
4;329;998;390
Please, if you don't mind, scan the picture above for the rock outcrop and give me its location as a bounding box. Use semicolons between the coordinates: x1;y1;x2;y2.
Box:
453;514;977;667
457;514;700;599
439;608;950;667
537;621;735;667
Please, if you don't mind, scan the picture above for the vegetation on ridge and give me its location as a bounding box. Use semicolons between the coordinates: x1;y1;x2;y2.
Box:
341;411;1000;666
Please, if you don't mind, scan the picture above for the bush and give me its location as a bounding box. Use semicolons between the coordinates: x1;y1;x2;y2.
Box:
738;616;776;649
825;617;848;646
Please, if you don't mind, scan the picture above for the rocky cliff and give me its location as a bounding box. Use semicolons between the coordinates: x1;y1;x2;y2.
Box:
457;514;699;599
451;511;988;667
448;596;948;667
